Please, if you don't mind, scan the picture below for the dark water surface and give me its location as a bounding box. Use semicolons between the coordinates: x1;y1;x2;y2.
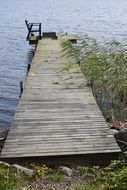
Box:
0;0;127;131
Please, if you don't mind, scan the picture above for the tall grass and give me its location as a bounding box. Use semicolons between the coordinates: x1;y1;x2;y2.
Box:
61;37;127;121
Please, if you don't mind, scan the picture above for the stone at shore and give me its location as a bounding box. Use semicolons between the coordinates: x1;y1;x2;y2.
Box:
110;129;118;135
11;164;35;176
58;166;72;177
114;128;127;142
0;161;10;167
114;128;127;152
0;161;35;176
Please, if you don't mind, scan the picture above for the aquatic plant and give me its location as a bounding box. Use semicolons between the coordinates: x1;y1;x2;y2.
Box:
61;38;127;121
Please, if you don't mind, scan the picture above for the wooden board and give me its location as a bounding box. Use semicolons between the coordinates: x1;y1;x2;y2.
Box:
1;37;121;160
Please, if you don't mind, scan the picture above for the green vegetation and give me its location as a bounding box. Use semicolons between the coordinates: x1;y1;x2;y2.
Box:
30;163;52;177
61;38;127;121
0;156;127;189
77;156;127;190
68;184;100;190
0;163;27;190
51;172;66;182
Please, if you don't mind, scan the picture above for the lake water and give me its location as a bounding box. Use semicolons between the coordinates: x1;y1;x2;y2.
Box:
0;0;127;131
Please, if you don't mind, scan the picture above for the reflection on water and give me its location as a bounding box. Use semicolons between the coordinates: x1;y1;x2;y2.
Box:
0;0;127;131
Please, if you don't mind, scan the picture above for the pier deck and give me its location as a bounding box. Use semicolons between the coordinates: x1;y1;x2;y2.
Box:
1;36;121;163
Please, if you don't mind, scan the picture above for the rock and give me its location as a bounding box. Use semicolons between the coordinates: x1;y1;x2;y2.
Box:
0;161;10;167
58;166;72;177
11;164;35;176
114;128;127;142
110;129;118;135
0;162;35;176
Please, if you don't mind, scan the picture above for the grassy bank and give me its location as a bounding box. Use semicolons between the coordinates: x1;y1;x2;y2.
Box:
0;156;127;190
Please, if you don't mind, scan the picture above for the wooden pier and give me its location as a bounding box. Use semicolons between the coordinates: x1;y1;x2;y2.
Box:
1;34;121;164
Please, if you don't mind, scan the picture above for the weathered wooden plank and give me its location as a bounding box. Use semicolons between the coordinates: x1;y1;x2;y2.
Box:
1;148;120;158
9;126;111;131
2;143;120;152
6;133;114;140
